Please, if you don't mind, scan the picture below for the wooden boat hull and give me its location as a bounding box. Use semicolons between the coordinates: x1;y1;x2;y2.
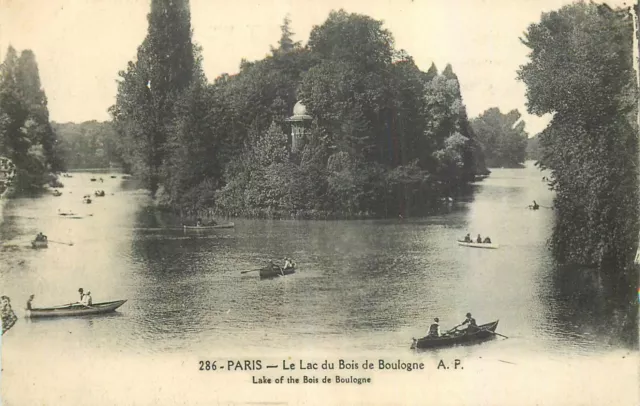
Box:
31;241;48;249
183;222;235;230
411;320;499;349
25;300;127;318
260;267;296;279
457;241;499;249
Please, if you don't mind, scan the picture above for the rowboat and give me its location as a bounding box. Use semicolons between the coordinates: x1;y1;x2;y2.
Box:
25;300;127;318
183;222;235;230
52;190;62;196
411;320;500;349
31;240;48;249
260;267;296;279
457;241;499;249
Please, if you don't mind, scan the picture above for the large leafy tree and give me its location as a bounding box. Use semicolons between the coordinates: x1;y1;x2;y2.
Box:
53;121;120;169
16;50;61;172
518;3;639;270
299;10;395;162
471;107;528;168
0;46;58;192
110;0;196;195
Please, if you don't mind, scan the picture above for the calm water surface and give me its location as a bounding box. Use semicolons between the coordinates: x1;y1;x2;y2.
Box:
1;163;637;405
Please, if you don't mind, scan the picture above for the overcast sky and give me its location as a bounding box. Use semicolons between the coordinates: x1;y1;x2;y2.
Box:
0;0;630;135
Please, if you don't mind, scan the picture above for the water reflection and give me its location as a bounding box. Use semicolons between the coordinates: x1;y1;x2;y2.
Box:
544;264;638;350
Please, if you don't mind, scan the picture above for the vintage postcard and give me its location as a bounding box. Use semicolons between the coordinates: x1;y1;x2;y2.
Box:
1;0;638;405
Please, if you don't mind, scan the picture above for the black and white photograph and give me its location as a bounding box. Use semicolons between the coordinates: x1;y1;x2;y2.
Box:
1;0;639;404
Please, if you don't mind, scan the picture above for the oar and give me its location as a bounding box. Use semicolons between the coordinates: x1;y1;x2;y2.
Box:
483;328;508;339
471;325;509;339
48;303;75;309
446;324;463;334
48;240;74;246
240;269;263;274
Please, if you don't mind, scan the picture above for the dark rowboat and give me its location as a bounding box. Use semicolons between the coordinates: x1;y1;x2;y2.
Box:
31;240;48;249
183;222;235;230
410;320;500;349
25;300;127;318
260;267;296;279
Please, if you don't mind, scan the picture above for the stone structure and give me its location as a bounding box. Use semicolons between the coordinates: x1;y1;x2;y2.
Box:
284;101;313;153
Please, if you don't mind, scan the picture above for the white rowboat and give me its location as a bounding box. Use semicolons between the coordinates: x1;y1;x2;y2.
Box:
457;240;499;249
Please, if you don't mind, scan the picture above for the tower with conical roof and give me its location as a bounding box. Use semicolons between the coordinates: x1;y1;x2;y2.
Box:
284;101;313;153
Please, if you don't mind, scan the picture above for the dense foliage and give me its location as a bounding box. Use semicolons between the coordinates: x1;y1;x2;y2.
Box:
52;121;122;170
525;134;541;162
110;0;196;195
112;5;488;218
518;2;639;270
471;108;528;168
0;47;60;193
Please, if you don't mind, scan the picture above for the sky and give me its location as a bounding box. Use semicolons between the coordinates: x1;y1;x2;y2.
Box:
0;0;632;135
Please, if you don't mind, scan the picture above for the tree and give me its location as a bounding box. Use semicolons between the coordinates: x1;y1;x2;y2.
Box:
272;15;301;55
471;107;528;168
110;0;196;195
518;2;639;270
526;134;541;161
53;121;121;169
16;50;62;172
0;46;58;192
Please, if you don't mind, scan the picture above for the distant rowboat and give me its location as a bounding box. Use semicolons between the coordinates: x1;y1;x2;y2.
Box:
411;320;500;349
183;222;235;230
260;266;296;279
457;241;499;249
31;240;48;249
25;300;127;318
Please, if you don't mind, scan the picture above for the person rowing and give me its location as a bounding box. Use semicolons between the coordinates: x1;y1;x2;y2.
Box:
269;260;284;276
476;234;482;243
482;236;492;243
461;312;479;334
283;257;295;270
531;200;539;210
463;233;472;243
81;291;93;306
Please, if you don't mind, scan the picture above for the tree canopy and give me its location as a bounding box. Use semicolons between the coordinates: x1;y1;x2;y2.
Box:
111;7;488;218
0;46;60;193
471;108;528;168
518;2;639;271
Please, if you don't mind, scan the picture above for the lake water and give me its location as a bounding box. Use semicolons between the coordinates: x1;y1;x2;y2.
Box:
1;163;637;405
